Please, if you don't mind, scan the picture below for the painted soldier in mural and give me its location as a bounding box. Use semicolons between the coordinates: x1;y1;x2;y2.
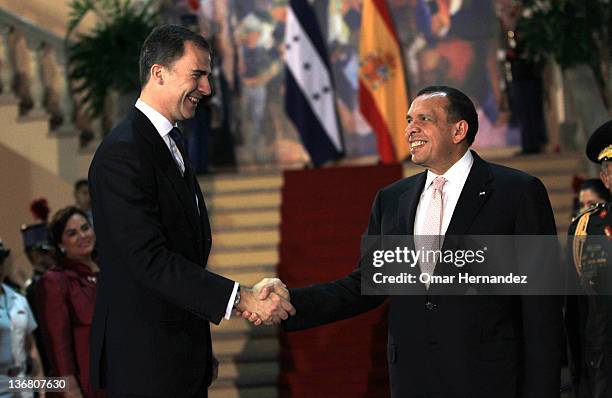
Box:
235;9;278;163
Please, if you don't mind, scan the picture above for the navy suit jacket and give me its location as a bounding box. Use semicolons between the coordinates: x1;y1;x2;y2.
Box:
88;108;234;397
283;151;563;398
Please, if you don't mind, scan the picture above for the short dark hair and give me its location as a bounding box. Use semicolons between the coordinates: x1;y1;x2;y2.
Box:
416;86;479;146
580;178;611;202
139;24;211;87
74;178;88;191
48;206;91;256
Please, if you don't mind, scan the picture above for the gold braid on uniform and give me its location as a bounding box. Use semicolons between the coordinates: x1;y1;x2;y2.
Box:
571;203;604;275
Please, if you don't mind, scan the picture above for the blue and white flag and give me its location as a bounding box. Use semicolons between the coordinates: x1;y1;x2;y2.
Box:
284;0;344;166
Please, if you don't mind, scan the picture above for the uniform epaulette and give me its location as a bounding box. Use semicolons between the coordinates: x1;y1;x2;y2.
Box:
571;202;606;224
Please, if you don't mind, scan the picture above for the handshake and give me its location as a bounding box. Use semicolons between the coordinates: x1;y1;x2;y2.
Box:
235;278;294;325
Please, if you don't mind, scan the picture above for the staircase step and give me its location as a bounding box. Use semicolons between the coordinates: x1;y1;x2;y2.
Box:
206;191;280;211
213;244;277;253
210;211;280;230
500;155;580;174
209;250;278;268
200;174;282;193
212;325;278;340
209;263;276;276
210;269;277;287
214;230;280;248
213;335;279;360
549;192;574;210
539;173;575;193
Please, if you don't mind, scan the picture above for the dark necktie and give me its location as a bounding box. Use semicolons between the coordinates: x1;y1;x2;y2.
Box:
169;127;199;215
169;127;189;161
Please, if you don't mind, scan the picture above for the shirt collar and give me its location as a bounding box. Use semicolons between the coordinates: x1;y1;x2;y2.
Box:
1;283;19;304
135;98;175;138
424;149;474;191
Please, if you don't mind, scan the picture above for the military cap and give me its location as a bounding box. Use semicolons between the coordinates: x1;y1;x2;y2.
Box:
586;120;612;163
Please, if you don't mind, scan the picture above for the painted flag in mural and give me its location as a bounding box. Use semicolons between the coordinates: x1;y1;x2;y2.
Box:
359;0;410;163
284;0;344;167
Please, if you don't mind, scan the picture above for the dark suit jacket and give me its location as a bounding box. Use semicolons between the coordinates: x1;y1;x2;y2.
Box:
283;151;563;398
88;108;235;397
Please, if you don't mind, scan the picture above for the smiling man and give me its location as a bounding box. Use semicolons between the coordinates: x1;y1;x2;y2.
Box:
406;90;478;175
248;85;564;397
88;25;294;398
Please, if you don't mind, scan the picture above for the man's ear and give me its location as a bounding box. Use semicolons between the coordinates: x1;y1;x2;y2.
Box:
150;64;165;85
451;120;468;144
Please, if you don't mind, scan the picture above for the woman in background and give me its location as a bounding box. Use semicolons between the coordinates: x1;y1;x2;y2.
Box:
578;178;611;213
38;207;104;398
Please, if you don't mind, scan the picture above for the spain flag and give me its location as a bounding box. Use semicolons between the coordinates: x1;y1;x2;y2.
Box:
359;0;410;163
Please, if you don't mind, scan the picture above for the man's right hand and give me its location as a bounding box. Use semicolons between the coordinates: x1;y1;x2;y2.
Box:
236;278;295;325
253;278;289;301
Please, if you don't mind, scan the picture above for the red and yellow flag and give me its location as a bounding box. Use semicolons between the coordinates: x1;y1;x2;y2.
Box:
359;0;410;163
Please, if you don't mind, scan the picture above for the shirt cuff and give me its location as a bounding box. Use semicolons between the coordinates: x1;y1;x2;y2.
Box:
224;282;240;320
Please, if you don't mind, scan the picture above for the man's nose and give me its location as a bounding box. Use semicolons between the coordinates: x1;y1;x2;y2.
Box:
199;76;211;95
405;124;418;138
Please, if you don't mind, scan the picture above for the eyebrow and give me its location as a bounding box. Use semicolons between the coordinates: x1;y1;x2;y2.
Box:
192;68;209;75
65;222;89;232
406;113;434;120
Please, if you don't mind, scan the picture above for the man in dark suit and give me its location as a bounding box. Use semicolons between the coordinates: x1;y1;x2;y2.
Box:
88;25;294;398
246;86;564;397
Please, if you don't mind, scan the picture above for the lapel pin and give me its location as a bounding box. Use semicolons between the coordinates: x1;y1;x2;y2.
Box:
478;191;486;196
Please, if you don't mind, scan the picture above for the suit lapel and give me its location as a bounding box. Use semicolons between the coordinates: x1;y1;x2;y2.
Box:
444;151;493;236
132;108;201;234
394;173;427;294
398;171;427;235
192;173;211;237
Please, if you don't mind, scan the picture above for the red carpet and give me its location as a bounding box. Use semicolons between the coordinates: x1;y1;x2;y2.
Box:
278;164;403;398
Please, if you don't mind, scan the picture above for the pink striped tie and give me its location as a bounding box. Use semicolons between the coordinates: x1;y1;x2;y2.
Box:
419;176;447;288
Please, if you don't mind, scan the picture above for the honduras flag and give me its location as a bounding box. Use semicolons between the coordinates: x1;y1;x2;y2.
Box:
284;0;344;167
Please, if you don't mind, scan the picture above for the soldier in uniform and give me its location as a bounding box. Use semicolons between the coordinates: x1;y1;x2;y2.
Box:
567;120;612;398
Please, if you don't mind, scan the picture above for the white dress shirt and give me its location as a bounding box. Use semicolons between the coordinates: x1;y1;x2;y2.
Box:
413;150;474;236
135;99;239;320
